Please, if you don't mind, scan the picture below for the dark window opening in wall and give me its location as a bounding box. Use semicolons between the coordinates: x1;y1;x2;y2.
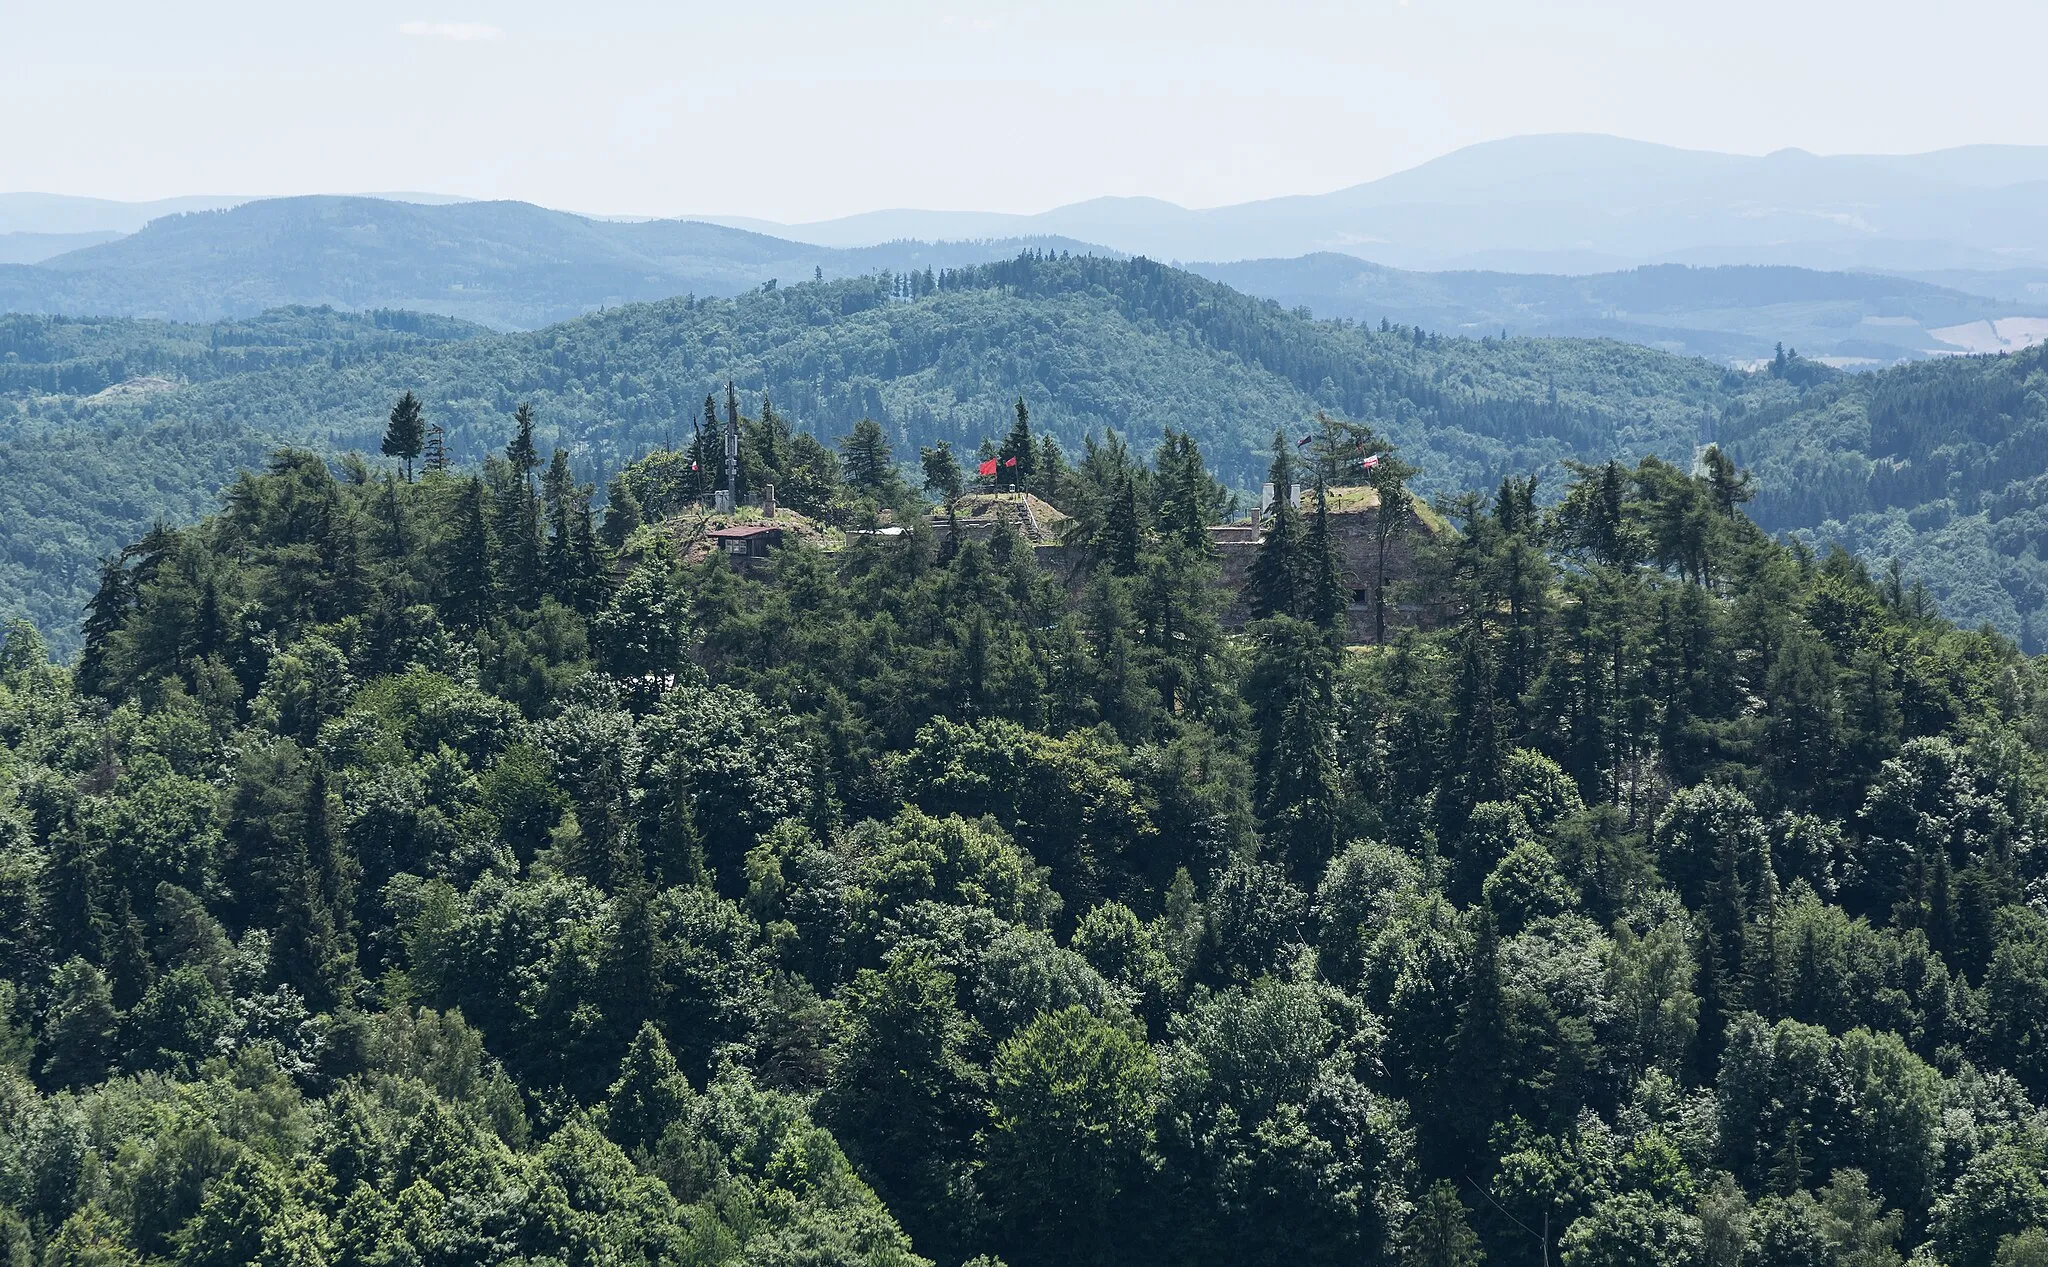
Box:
1351;589;1369;605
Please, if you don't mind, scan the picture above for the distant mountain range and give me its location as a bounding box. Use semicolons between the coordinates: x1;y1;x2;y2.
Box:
15;134;2048;276
0;197;1104;329
1188;256;2048;365
0;194;2039;363
704;134;2048;273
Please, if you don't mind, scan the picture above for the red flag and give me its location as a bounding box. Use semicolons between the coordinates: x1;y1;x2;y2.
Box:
1003;456;1018;468
1359;454;1381;470
978;458;998;476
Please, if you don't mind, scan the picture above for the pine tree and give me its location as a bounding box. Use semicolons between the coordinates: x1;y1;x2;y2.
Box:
444;477;497;629
1701;445;1752;516
1299;476;1347;628
43;812;109;965
840;419;897;501
506;402;541;488
1445;618;1505;819
1001;397;1035;488
1401;1180;1485;1267
1251;621;1340;880
568;494;609;614
542;449;577;602
108;889;154;1011
76;551;138;698
696;395;719;501
272;763;354;1012
382;391;426;482
1450;907;1508;1157
921;442;965;547
1153;429;1219;548
600;478;643;549
605;1022;694;1157
1250;431;1303;620
41;959;118;1089
1250;501;1300;621
1099;475;1141;576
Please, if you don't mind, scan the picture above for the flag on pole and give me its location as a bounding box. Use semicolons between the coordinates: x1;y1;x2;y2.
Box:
1359;454;1381;470
978;458;998;476
1003;456;1018;468
1297;434;1314;448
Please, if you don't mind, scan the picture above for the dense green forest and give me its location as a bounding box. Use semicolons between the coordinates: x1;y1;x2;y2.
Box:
6;403;2048;1267
2;256;1736;650
1723;346;2048;646
5;253;2048;655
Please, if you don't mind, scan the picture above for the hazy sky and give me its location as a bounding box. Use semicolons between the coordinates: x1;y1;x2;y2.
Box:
8;0;2048;222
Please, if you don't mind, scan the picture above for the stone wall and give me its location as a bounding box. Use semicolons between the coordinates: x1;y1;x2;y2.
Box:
1209;503;1436;643
938;494;1439;646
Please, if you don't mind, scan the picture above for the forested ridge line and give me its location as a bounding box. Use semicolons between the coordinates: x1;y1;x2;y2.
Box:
3;400;2048;1267
5;253;2048;650
1;256;1736;652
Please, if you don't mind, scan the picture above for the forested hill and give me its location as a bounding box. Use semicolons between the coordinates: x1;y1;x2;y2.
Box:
6;252;2048;650
0;195;1109;329
6;428;2048;1267
1722;344;2048;646
0;255;1735;648
1187;256;2044;364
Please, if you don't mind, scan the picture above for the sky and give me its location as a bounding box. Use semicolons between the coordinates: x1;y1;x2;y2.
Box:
7;0;2048;224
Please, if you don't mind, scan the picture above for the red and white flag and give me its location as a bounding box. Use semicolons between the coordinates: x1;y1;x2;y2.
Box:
1359;454;1381;470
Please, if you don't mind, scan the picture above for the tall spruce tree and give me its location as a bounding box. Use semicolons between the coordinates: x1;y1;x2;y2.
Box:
381;391;426;482
1000;397;1035;489
445;476;497;629
506;402;541;488
1100;475;1142;576
840;419;897;501
1153;429;1221;548
1299;476;1347;628
601;477;643;549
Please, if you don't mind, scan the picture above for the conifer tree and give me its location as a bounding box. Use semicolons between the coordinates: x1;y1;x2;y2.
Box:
43;813;109;965
1153;429;1221;548
507;402;541;488
1445;618;1505;818
567;494;608;614
1450;906;1508;1157
605;1022;694;1157
1099;475;1142;576
381;391;426;482
922;441;966;546
1250;431;1303;620
494;425;545;611
1000;397;1035;488
445;476;497;629
272;763;354;1012
542;449;578;601
1401;1180;1485;1267
41;959;118;1089
600;478;642;549
697;395;719;500
1299;476;1347;628
840;419;897;501
108;889;153;1010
